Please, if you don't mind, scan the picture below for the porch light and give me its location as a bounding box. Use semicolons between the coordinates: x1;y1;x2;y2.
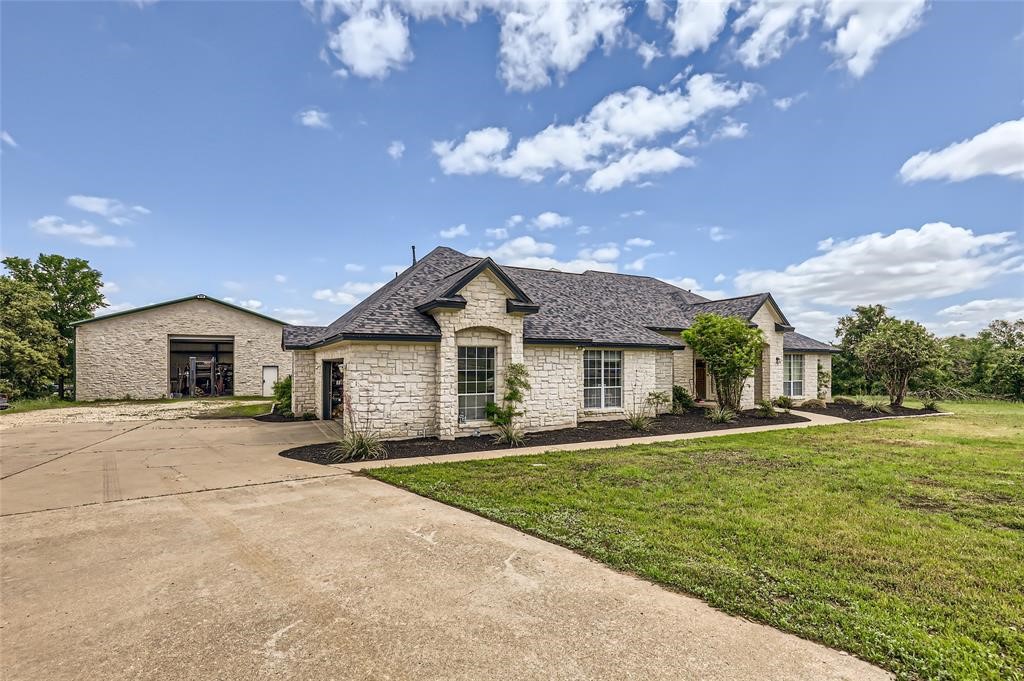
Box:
775;356;782;365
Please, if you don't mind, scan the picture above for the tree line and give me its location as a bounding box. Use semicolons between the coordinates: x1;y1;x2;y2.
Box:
1;254;107;400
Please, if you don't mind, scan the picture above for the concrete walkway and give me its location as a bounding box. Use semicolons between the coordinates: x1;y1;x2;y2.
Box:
336;408;849;471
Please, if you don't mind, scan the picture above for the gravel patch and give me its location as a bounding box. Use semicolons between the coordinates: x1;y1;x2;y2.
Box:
0;399;270;430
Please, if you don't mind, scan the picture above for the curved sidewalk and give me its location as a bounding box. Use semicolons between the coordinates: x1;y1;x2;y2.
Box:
337;409;849;471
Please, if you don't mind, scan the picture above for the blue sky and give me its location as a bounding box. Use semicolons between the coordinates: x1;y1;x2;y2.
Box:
2;0;1022;340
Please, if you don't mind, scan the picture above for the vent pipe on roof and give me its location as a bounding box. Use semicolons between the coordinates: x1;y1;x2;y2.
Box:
411;245;417;265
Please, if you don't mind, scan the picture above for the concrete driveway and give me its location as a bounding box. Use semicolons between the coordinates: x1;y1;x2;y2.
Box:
1;419;888;680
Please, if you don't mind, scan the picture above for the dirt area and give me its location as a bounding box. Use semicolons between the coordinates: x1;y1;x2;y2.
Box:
0;398;271;430
281;408;811;464
796;402;939;421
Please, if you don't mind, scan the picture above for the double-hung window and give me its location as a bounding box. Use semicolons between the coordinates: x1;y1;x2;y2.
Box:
783;354;804;397
458;346;495;422
583;350;622;409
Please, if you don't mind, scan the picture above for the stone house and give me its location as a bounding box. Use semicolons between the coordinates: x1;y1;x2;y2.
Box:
285;247;837;440
74;295;293;400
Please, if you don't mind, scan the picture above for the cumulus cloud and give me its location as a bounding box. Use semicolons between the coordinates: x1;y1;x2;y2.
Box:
296;107;331;129
308;0;627;92
344;263;366;272
620;210;646;218
626;237;654;247
659;276;727;300
666;0;732;57
66;195;149;226
731;0;927;77
624;252;669;271
531;211;571;230
710;117;748;141
224;298;263;310
434;72;757;190
578;243;621;262
900;118;1024;183
1;131;17;148
101;281;121;295
485;227;509;239
931;298;1024;335
468;235;618;273
637;41;662;67
439;223;469;238
313;280;385;305
713;273;726;283
708;226;732;242
31;215;132;247
274;274;288;283
506;214;524;227
773;92;807;110
387;139;406;159
734;222;1022;340
576;225;592;236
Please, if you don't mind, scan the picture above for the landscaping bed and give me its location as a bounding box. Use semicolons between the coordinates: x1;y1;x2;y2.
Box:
280;408;810;464
799;401;940;421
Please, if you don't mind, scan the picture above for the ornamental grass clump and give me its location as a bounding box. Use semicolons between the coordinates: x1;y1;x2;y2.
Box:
625;390;669;432
705;405;738;423
329;393;387;463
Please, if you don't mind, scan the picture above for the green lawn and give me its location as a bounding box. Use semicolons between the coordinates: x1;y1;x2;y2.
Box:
0;395;268;415
369;401;1024;681
198;399;274;418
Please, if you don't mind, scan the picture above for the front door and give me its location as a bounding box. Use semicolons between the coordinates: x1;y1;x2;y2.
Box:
695;360;707;400
261;366;278;397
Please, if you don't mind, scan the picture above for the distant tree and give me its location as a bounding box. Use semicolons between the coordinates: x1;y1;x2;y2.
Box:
2;254;106;399
856;319;941;407
990;349;1024;401
980;319;1024;350
0;277;62;399
833;304;891;395
682;314;764;410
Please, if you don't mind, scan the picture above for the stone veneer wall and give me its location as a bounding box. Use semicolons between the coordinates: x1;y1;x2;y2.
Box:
522;344;580;430
291;350;317;415
789;352;832;403
75;298;291;400
579;348;674;420
740;304;786;409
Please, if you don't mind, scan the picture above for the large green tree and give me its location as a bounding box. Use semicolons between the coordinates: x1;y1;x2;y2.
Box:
2;254;106;399
682;313;764;410
833;304;891;395
0;277;62;399
856;319;941;407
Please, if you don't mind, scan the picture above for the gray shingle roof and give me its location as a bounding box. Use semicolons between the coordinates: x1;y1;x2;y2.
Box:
783;331;839;353
283;246;823;350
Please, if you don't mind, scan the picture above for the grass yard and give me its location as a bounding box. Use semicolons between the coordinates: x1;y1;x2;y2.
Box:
198;399;274;418
369;401;1024;681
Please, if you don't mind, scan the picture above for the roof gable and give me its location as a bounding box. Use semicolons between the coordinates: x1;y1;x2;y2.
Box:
415;257;539;314
72;294;284;327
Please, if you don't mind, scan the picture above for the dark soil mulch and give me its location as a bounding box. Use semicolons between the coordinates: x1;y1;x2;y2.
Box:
798;402;940;421
254;406;317;423
279;408;810;465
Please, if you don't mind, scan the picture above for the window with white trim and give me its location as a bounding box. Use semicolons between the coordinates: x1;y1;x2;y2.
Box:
458;346;495;421
783;354;804;397
583;350;622;409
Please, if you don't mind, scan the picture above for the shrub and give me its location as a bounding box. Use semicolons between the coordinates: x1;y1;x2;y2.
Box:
672;385;696;411
705;405;738;423
755;399;778;419
682;314;764;411
921;399;940;411
800;398;826;409
494;422;526;447
862;399;894;415
301;411;316;420
272;375;292;409
833;396;863;406
772;395;794;409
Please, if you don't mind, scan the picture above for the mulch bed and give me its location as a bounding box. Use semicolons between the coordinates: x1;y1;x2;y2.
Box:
798;402;940;421
279;408;810;465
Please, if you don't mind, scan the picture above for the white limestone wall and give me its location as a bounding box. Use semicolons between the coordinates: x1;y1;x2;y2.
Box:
523;344;580;430
741;304;786;409
291;350;317;415
579;348;673;420
75;299;291;400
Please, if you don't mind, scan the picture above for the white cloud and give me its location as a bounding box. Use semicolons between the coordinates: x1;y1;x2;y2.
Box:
486;227;509;239
773;92;807;110
576;225;592;236
900;118;1024;183
468;235;618;273
577;243;620;262
710;117;748;141
387;140;406;159
31;215;132;248
433;72;757;190
626;237;654;247
238;299;263;310
931;298;1024;335
439;223;469;238
506;214;524;227
713;273;726;283
105;302;136;314
0;131;17;148
222;280;244;292
274;274;288;283
310;0;628;92
620;210;646;218
659;276;727;300
586;147;692;192
328;5;412;79
344;263;366;272
637;41;662;67
532;211;571;230
297;107;331;129
675;130;700;148
101;281;121;295
66;195;149;225
735;222;1022;314
708;226;732;242
667;0;732;57
731;0;927;77
646;0;666;22
274;307;318;324
624;253;662;271
313;280;385;305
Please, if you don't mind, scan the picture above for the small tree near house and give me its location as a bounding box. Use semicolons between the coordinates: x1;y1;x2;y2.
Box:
682;314;764;411
486;362;531;446
856;319;940;407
